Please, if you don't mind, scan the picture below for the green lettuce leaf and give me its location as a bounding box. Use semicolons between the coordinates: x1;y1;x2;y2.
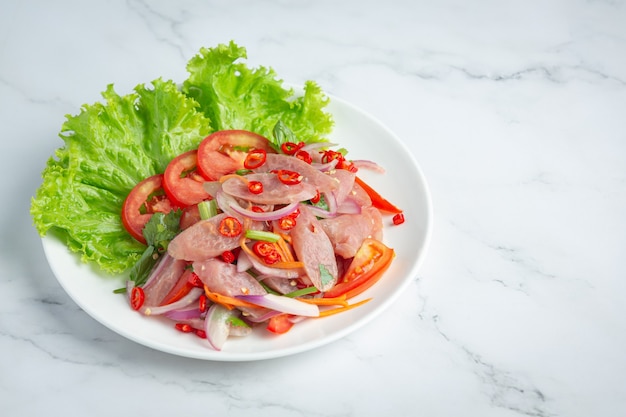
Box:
183;41;334;144
31;41;335;277
31;79;211;274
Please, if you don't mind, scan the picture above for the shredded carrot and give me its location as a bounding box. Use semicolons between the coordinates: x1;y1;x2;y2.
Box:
278;232;292;244
204;286;262;310
297;294;348;307
271;260;305;270
318;298;372;317
275;234;295;262
219;174;249;185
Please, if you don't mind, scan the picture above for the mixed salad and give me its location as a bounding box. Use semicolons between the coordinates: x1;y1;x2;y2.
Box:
31;41;404;350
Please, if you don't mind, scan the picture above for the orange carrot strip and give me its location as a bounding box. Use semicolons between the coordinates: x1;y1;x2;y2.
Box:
219;174;249;185
318;298;371;317
204;286;262;310
297;295;348;307
275;234;295;262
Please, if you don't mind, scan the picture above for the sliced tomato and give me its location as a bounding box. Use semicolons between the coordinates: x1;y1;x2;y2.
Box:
267;314;295;334
122;174;174;244
323;238;394;299
196;130;275;180
354;176;402;214
163;150;211;207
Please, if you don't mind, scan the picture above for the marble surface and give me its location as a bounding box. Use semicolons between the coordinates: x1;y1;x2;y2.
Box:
1;0;625;415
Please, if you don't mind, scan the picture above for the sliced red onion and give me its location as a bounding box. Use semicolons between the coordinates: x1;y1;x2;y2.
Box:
203;303;234;351
236;250;254;273
214;189;241;218
236;294;319;317
164;305;203;321
300;142;337;153
311;159;339;172
243;309;282;323
229;199;299;222
216;189;299;222
140;287;204;316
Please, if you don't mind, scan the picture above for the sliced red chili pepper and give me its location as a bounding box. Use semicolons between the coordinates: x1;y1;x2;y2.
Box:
321;149;357;172
392;213;405;225
251;206;265;213
198;294;208;312
219;216;243;237
295;150;312;164
253;241;276;257
175;322;194;333
195;329;207;339
280;141;304;155
275;169;303;185
278;216;297;230
130;286;145;311
248;180;263;194
354;176;402;214
221;250;236;264
264;250;281;264
243;149;267;169
310;189;321;204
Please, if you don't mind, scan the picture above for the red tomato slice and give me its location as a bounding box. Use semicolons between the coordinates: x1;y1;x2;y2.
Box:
354;176;402;214
122;174;174;244
267;314;295;334
323;238;395;299
163;150;211;207
196;130;275;180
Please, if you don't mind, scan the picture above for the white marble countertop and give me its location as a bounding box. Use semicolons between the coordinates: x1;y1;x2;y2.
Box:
2;0;625;416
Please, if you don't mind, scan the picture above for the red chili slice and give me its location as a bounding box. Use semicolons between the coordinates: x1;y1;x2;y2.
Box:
393;213;405;225
243;149;267;169
310;189;321;204
278;216;296;230
275;169;303;185
248;180;263;194
219;216;243;237
221;250;236;264
295;150;312;164
253;241;276;257
280;141;304;155
130;286;145;311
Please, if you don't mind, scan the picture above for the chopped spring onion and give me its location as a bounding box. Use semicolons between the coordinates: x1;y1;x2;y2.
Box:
198;199;218;220
245;229;281;242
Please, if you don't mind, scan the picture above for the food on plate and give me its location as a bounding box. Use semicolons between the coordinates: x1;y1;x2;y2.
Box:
30;41;402;351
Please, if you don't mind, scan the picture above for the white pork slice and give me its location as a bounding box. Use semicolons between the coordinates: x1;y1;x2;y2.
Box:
221;172;317;204
327;169;356;205
319;206;383;258
257;153;339;195
291;205;338;291
168;213;261;262
193;258;267;296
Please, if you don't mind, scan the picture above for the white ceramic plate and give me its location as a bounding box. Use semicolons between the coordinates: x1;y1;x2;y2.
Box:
42;95;433;361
